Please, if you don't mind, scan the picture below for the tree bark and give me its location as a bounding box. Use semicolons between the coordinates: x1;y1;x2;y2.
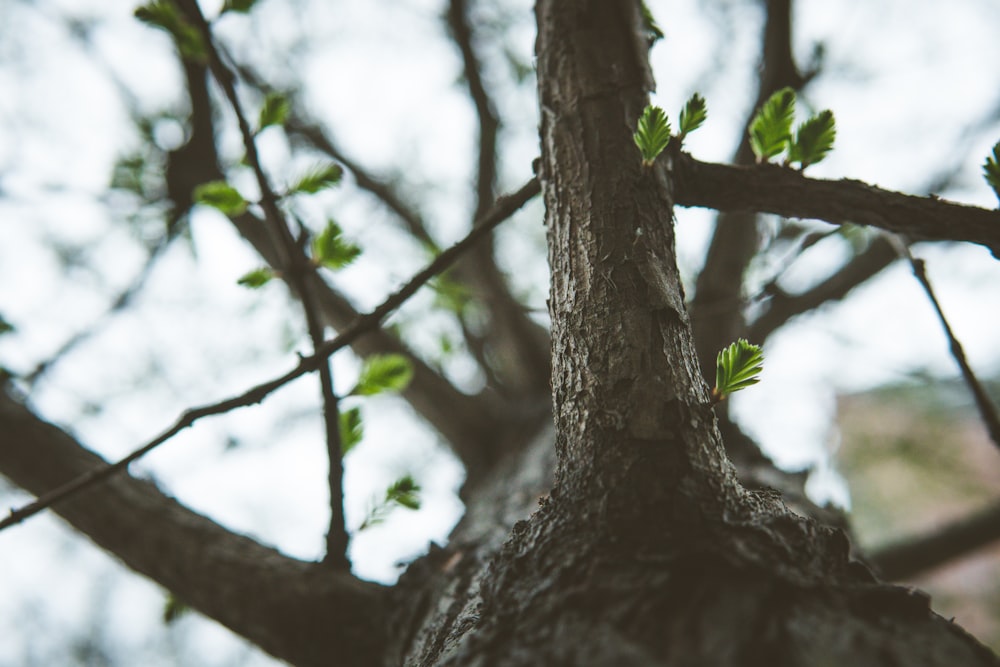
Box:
2;2;1000;666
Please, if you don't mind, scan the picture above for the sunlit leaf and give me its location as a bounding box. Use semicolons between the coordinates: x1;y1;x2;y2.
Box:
633;105;672;166
193;181;247;216
288;162;343;195
312;220;361;271
789;110;836;169
350;354;414;396
749;88;795;162
678;93;707;138
713;339;764;402
237;267;275;288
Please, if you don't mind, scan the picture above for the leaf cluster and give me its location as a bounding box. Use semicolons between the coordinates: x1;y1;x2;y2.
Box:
713;339;764;403
634;94;709;166
749;88;836;170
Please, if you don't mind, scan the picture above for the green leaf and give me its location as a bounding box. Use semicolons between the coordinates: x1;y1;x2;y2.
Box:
312;220;361;271
713;339;764;402
163;593;190;625
789;110;836;170
678;93;707;138
193;181;247;216
339;406;363;456
640;2;664;44
386;475;421;511
221;0;259;13
288;162;343;195
358;475;422;530
983;141;1000;204
633;105;672;166
350;354;414;397
134;1;205;62
0;315;14;336
749;87;796;163
257;92;290;131
237;267;275;288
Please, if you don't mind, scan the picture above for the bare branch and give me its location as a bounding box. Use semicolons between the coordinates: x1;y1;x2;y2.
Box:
671;152;1000;255
0;389;387;667
746;235;898;343
690;0;809;385
870;501;1000;581
173;0;351;566
888;236;1000;449
446;0;499;219
0;177;540;533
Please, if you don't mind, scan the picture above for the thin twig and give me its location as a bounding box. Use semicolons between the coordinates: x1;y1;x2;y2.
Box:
888;235;1000;450
178;0;351;565
0;177;540;533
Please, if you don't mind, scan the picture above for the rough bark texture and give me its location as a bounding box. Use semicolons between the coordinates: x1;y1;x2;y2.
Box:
3;1;1000;666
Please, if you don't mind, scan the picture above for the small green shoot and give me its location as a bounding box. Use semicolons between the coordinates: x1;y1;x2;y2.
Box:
194;181;248;216
237;267;275;288
359;475;422;530
257;92;290;132
634;105;672;167
312;220;361;271
983;141;1000;204
678;93;707;140
339;406;363;456
789;110;836;170
349;354;414;397
713;339;764;403
288;162;343;195
749;88;796;163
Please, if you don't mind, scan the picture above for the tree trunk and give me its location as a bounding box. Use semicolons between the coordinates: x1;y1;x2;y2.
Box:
396;1;1000;664
2;1;999;666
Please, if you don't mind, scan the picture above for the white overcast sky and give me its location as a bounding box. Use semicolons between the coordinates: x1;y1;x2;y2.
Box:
1;0;1000;664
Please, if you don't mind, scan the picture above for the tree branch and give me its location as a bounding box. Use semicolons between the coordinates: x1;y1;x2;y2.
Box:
889;237;1000;449
444;0;551;395
690;0;808;384
0;178;541;533
746;235;898;343
175;0;351;566
0;389;387;667
870;501;1000;581
671;152;1000;255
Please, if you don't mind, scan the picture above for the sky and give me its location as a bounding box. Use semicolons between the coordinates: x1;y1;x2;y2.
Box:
1;0;1000;663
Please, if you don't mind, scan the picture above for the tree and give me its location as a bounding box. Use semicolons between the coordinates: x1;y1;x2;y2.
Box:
2;0;1000;664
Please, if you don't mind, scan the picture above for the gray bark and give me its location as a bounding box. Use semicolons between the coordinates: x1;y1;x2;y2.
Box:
1;1;999;666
